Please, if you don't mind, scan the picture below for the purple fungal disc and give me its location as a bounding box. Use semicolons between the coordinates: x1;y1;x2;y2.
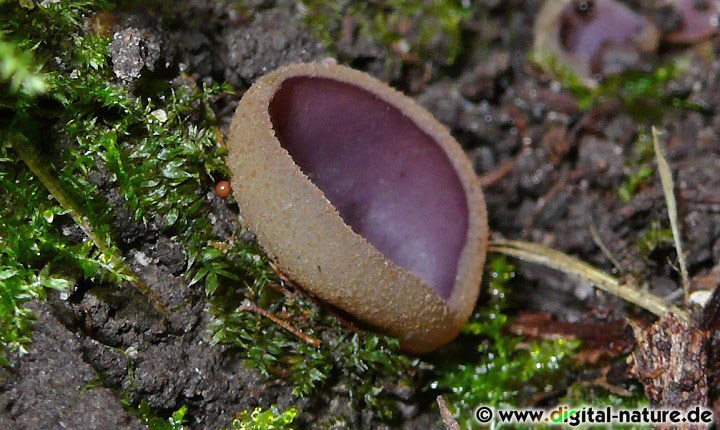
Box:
269;77;469;300
668;0;719;43
559;0;649;61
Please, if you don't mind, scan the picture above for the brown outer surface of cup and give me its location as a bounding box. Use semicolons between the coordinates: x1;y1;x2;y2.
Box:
227;62;488;353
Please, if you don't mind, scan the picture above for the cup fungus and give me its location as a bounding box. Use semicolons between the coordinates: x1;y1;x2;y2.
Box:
227;62;488;353
663;0;719;44
535;0;659;81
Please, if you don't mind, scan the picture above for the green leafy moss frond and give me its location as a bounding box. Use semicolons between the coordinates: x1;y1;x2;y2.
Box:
134;400;188;430
0;1;423;422
207;239;421;420
0;38;46;97
619;129;655;203
230;406;298;430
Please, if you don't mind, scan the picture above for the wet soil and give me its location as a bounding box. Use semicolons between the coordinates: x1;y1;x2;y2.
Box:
3;0;720;428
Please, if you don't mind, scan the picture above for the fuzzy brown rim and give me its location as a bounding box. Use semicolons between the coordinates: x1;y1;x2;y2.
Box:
227;62;488;353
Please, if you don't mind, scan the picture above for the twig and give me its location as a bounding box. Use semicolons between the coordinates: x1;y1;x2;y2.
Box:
489;239;689;321
326;308;364;334
651;127;690;304
436;396;460;430
479;157;515;187
587;222;624;274
267;261;296;299
240;299;321;348
581;366;634;397
265;280;295;301
266;262;362;332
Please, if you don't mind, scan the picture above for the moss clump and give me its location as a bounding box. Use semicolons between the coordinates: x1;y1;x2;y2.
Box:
207;239;422;418
0;0;233;365
134;400;188;430
300;0;471;71
0;0;426;423
0;1;127;365
563;383;649;430
637;219;674;258
230;405;297;430
619;130;656;203
433;256;580;426
533;52;693;120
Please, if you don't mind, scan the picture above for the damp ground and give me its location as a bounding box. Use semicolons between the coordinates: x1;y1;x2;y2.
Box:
3;1;720;429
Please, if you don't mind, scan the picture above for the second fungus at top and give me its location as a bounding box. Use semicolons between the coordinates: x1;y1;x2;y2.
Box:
535;0;660;80
663;0;719;44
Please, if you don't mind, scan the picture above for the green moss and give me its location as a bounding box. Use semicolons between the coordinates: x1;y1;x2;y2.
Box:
637;219;674;257
433;256;580;426
0;144;132;364
135;400;188;430
300;0;471;71
230;406;297;430
0;38;47;97
0;2;620;427
619;130;656;203
207;239;421;419
533;52;693;120
0;2;107;365
563;383;649;430
0;1;424;422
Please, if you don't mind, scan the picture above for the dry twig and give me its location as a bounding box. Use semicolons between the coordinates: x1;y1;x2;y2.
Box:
489;239;689;321
437;396;460;430
240;298;321;348
651;127;690;303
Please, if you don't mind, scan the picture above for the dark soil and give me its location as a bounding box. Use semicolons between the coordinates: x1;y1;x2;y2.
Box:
0;302;143;429
4;0;720;428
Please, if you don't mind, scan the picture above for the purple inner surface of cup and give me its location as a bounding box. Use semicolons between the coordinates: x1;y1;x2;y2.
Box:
560;0;647;60
269;76;470;300
671;0;718;43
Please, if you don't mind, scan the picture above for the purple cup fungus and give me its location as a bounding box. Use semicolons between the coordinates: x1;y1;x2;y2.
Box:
534;0;660;81
227;62;488;353
663;0;719;44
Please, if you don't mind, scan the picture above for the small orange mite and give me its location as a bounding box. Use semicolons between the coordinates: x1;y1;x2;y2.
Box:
215;180;232;198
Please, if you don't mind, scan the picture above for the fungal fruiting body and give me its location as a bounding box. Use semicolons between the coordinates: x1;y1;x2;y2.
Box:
215;180;232;198
664;0;719;44
535;0;659;81
227;62;487;353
